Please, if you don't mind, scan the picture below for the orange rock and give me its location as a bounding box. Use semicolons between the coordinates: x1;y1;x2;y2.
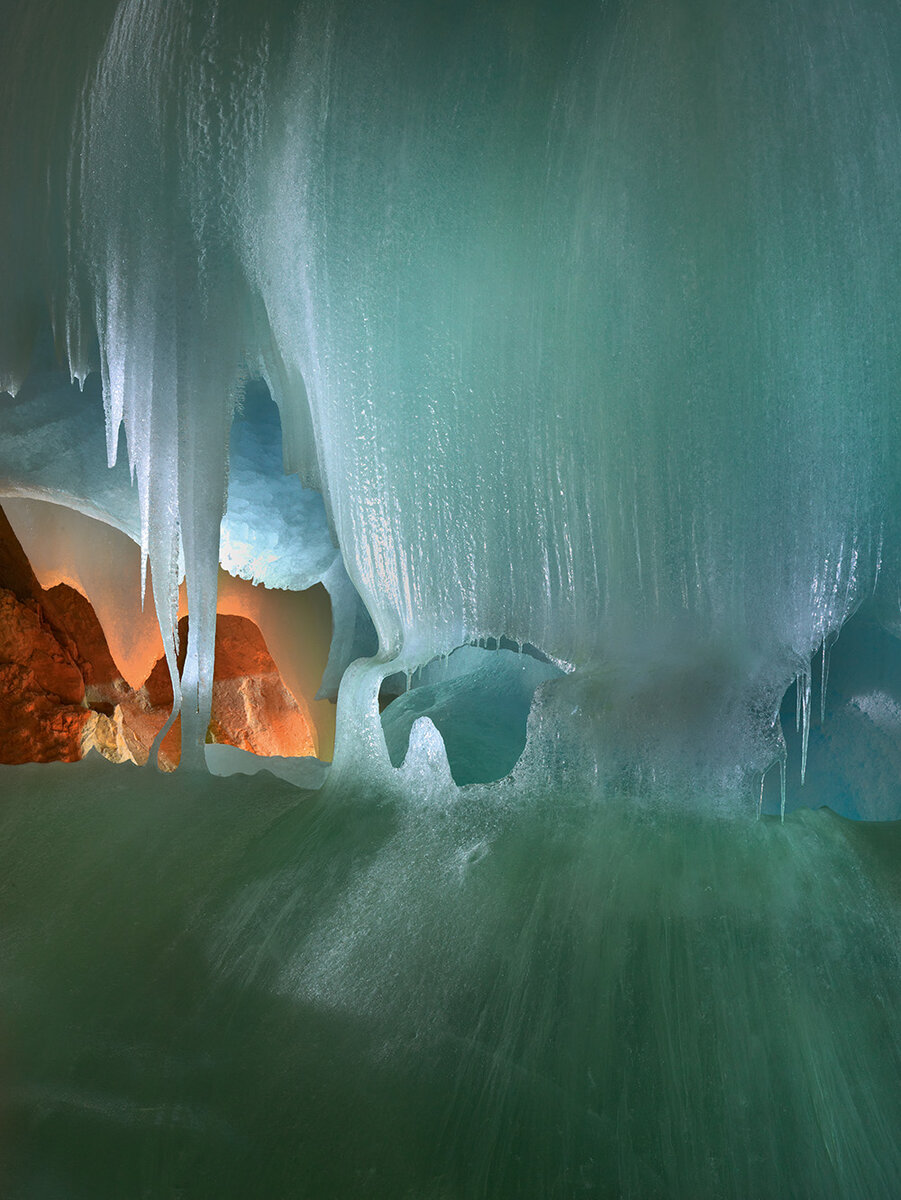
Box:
0;501;317;768
138;614;316;765
0;508;121;765
207;615;316;758
0;588;92;763
0;587;85;706
0;505;46;608
43;582;122;688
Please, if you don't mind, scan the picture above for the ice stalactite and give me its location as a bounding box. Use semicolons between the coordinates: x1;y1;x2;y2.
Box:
2;0;901;786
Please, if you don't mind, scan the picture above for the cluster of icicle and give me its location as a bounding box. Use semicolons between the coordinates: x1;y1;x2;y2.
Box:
3;0;901;789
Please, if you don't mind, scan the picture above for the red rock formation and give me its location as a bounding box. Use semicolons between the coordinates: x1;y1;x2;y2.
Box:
138;614;316;767
0;586;94;762
0;505;101;763
209;613;317;758
0;506;90;670
0;505;47;610
0;502;316;768
44;582;122;689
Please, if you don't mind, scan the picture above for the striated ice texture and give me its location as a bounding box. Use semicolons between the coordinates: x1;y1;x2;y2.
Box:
4;0;901;779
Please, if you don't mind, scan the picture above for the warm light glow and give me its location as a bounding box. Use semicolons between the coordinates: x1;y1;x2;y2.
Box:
4;498;165;689
2;497;331;759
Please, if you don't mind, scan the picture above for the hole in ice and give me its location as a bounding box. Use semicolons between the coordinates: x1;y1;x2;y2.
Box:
146;612;319;769
379;643;562;786
221;379;337;592
0;369;379;767
762;611;901;821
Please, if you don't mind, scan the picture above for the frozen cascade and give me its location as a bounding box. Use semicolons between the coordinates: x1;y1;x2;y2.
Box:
4;0;901;1195
4;0;901;775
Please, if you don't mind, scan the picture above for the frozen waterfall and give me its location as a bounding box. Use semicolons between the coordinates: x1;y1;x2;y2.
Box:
3;0;901;1196
3;0;901;784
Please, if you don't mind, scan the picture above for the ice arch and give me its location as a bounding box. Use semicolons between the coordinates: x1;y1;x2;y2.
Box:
766;612;901;821
0;373;378;761
381;645;563;785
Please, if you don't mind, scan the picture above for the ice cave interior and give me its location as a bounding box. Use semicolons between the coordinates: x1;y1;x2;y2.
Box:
3;0;901;1196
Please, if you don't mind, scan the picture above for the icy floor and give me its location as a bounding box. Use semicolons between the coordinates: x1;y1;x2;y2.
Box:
1;756;900;1198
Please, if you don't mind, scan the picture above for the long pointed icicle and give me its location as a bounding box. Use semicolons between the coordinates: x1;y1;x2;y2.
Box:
779;754;787;823
820;636;831;725
799;668;811;786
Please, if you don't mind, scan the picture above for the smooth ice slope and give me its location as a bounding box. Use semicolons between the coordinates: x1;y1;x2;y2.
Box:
1;757;901;1199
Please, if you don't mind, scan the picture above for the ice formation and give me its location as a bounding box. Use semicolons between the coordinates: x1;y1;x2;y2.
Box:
3;0;900;789
3;0;899;793
4;0;901;1194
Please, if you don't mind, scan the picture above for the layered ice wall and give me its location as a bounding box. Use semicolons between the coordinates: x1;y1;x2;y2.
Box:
2;0;901;785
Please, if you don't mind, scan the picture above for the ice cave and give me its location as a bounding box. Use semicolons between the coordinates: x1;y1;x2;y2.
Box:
2;0;901;1195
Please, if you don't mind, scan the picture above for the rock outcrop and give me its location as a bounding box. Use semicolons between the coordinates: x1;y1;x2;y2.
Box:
0;502;316;768
139;614;317;768
0;505;120;764
0;585;95;763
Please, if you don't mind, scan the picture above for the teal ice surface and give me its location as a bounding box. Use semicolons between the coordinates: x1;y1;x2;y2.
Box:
381;647;561;784
5;0;901;765
1;757;900;1199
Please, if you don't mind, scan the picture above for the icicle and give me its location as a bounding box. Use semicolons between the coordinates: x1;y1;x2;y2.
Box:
140;550;148;616
820;637;831;725
779;754;787;824
799;668;811;786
